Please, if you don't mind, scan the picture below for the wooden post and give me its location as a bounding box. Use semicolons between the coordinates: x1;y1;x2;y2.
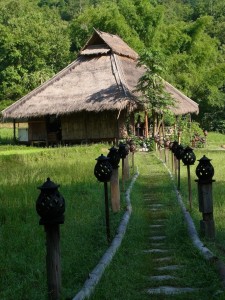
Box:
159;143;162;160
195;156;215;240
45;225;61;300
165;148;169;166
13;119;16;143
110;168;120;212
124;155;129;180
171;152;174;173
174;156;177;180
177;159;181;190
197;180;215;240
187;165;192;210
132;152;134;173
36;178;65;300
104;181;110;243
122;158;125;192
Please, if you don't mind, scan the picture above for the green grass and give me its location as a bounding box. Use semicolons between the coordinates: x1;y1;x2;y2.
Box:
89;152;224;300
205;132;225;149
0;144;126;300
0;131;224;299
0;126;15;144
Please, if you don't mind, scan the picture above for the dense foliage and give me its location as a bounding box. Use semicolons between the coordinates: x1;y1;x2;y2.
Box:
0;0;224;131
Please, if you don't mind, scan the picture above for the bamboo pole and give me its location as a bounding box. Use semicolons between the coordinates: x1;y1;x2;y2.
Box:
187;165;192;210
177;159;181;190
122;158;125;192
104;182;110;243
45;225;61;300
110;168;120;212
124;155;130;180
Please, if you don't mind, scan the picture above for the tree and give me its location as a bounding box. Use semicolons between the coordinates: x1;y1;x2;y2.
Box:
69;1;144;53
136;50;175;136
0;0;71;102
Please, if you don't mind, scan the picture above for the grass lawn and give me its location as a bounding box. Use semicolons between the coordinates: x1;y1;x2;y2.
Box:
0;144;126;299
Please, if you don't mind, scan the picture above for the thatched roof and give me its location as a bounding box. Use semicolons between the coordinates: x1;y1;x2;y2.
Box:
2;29;198;121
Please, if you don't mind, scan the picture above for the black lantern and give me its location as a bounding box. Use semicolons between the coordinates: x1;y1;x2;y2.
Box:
36;177;65;225
196;155;214;182
182;146;196;166
107;146;120;169
174;144;184;160
94;154;113;182
171;141;179;154
118;142;129;159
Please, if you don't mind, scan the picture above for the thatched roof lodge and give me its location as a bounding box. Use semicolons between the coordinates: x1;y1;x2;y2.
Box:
1;29;199;145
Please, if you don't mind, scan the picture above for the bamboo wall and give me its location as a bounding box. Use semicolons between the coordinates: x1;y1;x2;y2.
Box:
28;119;46;142
61;111;128;142
27;110;130;144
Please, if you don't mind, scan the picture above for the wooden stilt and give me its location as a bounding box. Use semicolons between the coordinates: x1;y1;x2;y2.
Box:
110;168;120;212
104;182;110;243
45;225;61;300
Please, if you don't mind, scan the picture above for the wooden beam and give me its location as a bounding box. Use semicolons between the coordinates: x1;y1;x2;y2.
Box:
13;119;16;143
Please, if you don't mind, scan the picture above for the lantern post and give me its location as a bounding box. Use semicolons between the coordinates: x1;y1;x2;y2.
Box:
129;140;136;173
159;138;164;160
182;146;196;210
118;143;129;191
164;140;170;165
94;154;113;243
178;128;182;145
169;141;174;172
171;141;179;179
36;178;65;300
195;155;215;240
154;135;160;155
174;144;184;191
107;146;121;212
124;142;130;180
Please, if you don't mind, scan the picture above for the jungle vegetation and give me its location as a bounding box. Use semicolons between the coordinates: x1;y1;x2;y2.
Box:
0;0;224;132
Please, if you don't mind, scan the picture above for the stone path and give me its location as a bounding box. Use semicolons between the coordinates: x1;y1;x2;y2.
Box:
143;193;199;297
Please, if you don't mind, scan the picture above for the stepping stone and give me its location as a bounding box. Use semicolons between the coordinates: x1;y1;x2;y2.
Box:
149;275;176;281
151;243;165;247
149;208;160;211
154;219;167;222
150;224;165;228
143;249;169;254
154;257;173;262
150;236;166;241
157;265;180;271
148;204;164;207
147;286;198;295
